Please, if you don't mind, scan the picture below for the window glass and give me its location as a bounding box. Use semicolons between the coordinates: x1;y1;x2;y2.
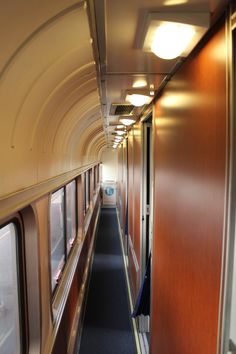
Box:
84;173;87;214
84;171;90;212
87;171;90;208
97;164;100;183
93;166;97;190
66;181;76;255
89;170;92;203
50;189;65;292
0;223;21;354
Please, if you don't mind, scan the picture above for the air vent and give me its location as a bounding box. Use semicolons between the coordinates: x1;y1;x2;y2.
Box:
110;103;134;116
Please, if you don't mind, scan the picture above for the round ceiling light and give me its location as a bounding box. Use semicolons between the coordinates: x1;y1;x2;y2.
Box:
151;22;195;60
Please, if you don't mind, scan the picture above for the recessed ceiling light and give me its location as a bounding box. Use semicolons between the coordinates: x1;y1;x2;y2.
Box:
164;0;188;6
119;117;136;126
126;94;152;107
132;79;147;88
114;136;123;141
151;22;195;59
140;12;209;60
116;130;126;135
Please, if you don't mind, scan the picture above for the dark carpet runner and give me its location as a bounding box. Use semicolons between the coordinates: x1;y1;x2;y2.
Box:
78;208;137;354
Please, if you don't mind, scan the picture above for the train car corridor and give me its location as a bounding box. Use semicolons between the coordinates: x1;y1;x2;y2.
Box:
77;208;137;354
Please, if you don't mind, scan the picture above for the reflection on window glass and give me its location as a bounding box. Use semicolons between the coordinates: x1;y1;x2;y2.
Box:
66;181;76;255
84;171;90;213
88;170;91;205
50;189;65;292
84;173;87;214
0;223;21;354
93;166;96;190
86;171;89;209
97;165;100;183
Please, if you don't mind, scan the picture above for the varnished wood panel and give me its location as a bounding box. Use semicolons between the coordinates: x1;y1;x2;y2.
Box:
122;141;128;234
127;131;137;297
117;144;124;228
128;131;134;242
151;19;227;354
133;122;142;267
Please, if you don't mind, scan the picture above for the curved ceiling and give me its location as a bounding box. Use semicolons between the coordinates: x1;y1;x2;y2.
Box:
0;1;106;197
0;0;226;197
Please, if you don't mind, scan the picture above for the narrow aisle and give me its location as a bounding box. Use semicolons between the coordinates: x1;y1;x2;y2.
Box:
78;208;137;354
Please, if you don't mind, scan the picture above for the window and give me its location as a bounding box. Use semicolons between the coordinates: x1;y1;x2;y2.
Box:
84;171;90;213
88;170;91;206
50;188;65;292
93;166;97;191
97;164;100;184
50;180;77;293
0;222;23;354
66;181;76;255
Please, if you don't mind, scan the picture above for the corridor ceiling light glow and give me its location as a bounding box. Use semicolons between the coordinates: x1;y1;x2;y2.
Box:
141;12;209;60
132;79;147;88
164;0;188;6
114;136;123;141
116;130;126;135
151;23;195;59
126;94;152;107
119;117;136;126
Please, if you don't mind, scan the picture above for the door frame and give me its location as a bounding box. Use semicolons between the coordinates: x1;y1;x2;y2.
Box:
220;6;236;354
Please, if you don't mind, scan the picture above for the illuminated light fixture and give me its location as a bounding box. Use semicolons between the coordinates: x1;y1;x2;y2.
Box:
116;130;126;135
132;78;147;88
164;0;188;6
114;136;123;141
119;117;136;126
126;94;152;107
116;124;125;129
151;23;195;59
140;12;209;60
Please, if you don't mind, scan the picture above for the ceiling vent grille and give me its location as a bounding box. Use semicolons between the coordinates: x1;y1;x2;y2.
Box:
110;103;134;116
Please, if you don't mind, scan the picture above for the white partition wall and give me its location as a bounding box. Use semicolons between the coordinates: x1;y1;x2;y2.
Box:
101;148;118;206
101;148;118;182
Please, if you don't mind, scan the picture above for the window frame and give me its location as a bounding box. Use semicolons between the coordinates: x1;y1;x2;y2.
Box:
97;164;100;184
65;180;77;256
84;171;91;215
93;166;97;191
49;179;78;296
0;217;28;354
49;187;66;295
89;169;92;203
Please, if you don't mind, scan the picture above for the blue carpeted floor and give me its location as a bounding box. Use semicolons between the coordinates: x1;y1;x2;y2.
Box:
78;208;137;354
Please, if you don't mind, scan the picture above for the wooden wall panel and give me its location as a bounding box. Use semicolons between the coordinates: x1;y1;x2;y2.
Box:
151;19;227;354
128;131;134;242
133;121;142;268
126;122;143;298
117;144;124;228
127;131;137;296
122;140;128;233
